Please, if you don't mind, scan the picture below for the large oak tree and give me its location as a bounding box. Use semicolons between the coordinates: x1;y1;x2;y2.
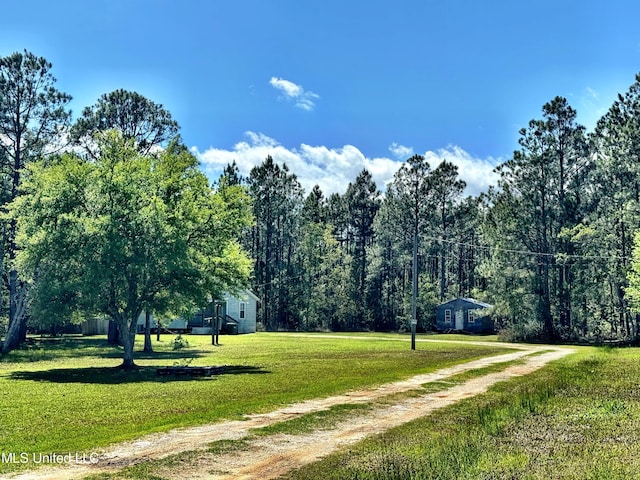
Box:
13;132;251;368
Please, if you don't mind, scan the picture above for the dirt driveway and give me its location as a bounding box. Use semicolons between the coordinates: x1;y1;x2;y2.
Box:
3;339;573;480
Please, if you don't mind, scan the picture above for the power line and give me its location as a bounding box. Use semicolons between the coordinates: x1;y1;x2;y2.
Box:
421;234;630;262
249;233;631;291
251;271;306;288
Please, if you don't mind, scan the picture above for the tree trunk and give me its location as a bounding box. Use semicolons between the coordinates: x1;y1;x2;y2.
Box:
18;316;28;343
440;247;446;301
439;205;448;302
118;317;137;369
540;259;554;341
2;135;27;355
107;320;120;345
143;310;153;353
2;310;21;354
2;272;27;354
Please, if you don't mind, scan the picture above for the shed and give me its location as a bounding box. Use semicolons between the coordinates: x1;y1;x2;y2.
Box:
435;298;494;333
81;316;110;336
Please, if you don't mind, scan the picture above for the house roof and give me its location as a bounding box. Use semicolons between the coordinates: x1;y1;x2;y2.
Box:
243;289;260;302
438;297;492;309
221;289;260;303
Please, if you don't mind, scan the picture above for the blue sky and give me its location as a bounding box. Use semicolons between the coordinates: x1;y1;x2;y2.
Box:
2;0;640;195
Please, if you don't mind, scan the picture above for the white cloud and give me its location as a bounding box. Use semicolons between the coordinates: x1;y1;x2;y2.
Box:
269;77;302;97
423;145;500;197
193;131;396;195
192;132;499;197
269;77;319;111
388;142;414;160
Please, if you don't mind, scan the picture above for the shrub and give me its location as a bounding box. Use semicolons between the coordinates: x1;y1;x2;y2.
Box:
172;334;190;350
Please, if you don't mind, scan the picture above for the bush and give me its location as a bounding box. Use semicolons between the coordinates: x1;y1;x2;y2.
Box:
171;334;190;350
497;318;544;343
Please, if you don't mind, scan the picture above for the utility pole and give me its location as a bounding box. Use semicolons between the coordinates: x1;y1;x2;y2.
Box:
211;300;220;346
411;229;418;350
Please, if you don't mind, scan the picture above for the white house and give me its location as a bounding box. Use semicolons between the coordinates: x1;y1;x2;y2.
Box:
135;312;188;334
211;289;259;334
134;289;259;334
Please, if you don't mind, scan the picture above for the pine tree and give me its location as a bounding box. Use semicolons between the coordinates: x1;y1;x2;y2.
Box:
0;51;71;354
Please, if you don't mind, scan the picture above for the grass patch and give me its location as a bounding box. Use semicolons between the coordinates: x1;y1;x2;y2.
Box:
292;331;500;343
419;380;461;394
283;347;640;480
525;348;556;356
0;332;509;474
374;359;527;402
445;358;526;383
251;403;373;437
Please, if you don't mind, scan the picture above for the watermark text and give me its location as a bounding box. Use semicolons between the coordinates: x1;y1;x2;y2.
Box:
1;452;100;465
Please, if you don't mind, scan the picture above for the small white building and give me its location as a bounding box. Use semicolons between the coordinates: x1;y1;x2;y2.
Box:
219;289;259;334
134;289;259;334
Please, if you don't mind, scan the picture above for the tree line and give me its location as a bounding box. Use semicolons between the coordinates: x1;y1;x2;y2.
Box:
240;76;640;344
241;154;478;333
3;49;640;354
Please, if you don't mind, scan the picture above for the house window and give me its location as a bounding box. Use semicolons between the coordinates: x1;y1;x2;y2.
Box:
239;302;246;319
444;309;452;324
468;311;476;324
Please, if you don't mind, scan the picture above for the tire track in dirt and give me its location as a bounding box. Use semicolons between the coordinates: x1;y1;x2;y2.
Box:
2;344;572;480
161;348;572;480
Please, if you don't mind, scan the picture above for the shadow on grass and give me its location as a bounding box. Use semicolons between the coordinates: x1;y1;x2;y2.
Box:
9;365;270;384
2;336;211;364
0;337;116;363
101;350;208;360
27;336;110;349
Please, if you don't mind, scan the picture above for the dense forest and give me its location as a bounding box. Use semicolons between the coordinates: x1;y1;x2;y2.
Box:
2;49;640;352
241;79;640;344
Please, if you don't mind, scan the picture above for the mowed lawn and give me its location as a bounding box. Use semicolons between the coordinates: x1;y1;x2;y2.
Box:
0;332;508;474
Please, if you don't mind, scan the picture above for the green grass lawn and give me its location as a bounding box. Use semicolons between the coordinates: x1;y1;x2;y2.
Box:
0;332;508;474
11;333;637;480
284;346;640;480
286;331;500;342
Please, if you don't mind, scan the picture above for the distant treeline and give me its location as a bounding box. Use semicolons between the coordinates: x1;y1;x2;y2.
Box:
237;77;640;344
